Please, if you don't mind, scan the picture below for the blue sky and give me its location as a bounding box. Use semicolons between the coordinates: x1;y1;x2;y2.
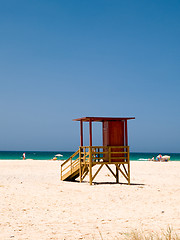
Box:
0;0;180;152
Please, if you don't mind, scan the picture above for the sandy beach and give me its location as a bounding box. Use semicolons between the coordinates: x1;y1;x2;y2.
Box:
0;160;179;239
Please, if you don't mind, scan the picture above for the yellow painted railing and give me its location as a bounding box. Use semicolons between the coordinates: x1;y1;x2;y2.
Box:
60;149;79;180
80;146;129;164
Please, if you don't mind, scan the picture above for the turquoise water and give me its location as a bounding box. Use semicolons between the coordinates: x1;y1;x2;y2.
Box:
0;151;72;161
0;151;179;161
129;152;180;161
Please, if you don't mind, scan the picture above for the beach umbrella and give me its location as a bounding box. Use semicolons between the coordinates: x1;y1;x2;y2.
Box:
55;154;63;157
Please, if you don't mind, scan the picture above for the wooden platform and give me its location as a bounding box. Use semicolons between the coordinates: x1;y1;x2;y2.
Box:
61;146;130;185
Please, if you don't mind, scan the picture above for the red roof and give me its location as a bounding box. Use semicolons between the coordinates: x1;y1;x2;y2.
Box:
73;117;135;122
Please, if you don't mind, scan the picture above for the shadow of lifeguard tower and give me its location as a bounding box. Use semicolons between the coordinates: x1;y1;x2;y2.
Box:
61;117;135;185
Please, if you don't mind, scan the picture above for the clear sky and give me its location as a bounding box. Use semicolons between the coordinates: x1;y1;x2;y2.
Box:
0;0;180;152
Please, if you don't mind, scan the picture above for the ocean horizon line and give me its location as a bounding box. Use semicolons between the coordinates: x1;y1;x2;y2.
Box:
0;150;180;154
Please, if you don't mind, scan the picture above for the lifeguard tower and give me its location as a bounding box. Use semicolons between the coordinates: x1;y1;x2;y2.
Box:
61;117;135;185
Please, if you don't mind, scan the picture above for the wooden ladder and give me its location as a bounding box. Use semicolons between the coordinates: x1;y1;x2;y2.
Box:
61;150;81;181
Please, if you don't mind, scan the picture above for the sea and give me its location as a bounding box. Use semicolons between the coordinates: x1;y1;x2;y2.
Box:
0;151;180;161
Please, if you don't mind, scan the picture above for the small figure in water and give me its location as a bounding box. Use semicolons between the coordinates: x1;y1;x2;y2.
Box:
23;152;26;160
148;156;155;161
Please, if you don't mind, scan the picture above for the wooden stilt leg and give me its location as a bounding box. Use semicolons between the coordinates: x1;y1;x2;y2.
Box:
89;147;92;185
79;148;82;182
128;147;130;185
116;165;119;183
79;165;82;183
128;162;130;185
89;165;92;185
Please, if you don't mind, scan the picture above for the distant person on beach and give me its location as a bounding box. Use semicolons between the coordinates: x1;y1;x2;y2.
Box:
23;152;26;160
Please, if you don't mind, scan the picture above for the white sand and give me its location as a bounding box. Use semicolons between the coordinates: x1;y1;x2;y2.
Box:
0;160;179;239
